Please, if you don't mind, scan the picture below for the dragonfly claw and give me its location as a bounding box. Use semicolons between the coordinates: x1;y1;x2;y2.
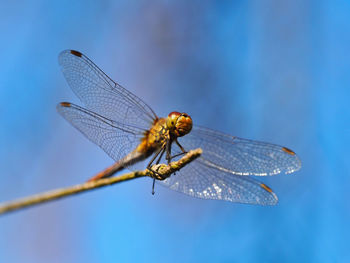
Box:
147;167;168;180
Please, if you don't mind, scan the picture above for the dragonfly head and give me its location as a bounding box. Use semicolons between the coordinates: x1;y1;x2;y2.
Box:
167;111;193;137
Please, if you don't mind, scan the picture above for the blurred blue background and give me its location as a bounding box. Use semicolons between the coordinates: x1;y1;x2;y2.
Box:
0;0;349;262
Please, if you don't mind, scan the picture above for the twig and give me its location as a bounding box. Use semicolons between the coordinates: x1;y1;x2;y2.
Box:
0;148;202;216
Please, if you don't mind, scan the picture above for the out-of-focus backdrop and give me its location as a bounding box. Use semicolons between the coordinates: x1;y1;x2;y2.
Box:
0;1;349;262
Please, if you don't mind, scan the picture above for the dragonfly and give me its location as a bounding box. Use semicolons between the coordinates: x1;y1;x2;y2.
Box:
57;50;301;205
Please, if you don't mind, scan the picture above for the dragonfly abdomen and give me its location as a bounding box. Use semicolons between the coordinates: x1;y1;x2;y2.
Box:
87;150;148;182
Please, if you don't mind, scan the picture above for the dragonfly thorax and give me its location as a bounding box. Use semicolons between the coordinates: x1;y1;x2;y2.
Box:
166;111;193;137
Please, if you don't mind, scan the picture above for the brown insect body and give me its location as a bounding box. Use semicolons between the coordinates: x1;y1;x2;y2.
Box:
137;118;169;156
88;113;192;181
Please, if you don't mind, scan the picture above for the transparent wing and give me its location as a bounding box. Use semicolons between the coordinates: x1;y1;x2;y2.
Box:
178;126;301;176
58;50;157;130
158;126;301;204
159;161;278;205
57;102;145;162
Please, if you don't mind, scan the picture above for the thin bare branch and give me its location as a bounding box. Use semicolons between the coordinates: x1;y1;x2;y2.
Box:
0;148;202;216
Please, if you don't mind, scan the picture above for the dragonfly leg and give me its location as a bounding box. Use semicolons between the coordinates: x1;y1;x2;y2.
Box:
168;139;189;175
152;178;156;195
166;140;172;164
167;139;188;162
147;146;163;168
155;145;166;165
175;139;187;154
146;145;167;195
147;147;165;176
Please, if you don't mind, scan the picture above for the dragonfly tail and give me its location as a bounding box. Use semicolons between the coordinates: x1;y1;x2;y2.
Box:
87;161;125;182
87;150;147;182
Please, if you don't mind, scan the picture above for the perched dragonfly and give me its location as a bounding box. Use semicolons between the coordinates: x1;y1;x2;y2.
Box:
57;50;301;205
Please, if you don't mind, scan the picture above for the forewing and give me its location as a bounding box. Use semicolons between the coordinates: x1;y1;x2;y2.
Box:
57;102;145;162
159;159;278;205
58;50;157;130
178;126;301;176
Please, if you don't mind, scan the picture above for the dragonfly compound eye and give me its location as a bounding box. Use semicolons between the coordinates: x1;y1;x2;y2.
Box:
167;112;181;131
175;113;192;137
